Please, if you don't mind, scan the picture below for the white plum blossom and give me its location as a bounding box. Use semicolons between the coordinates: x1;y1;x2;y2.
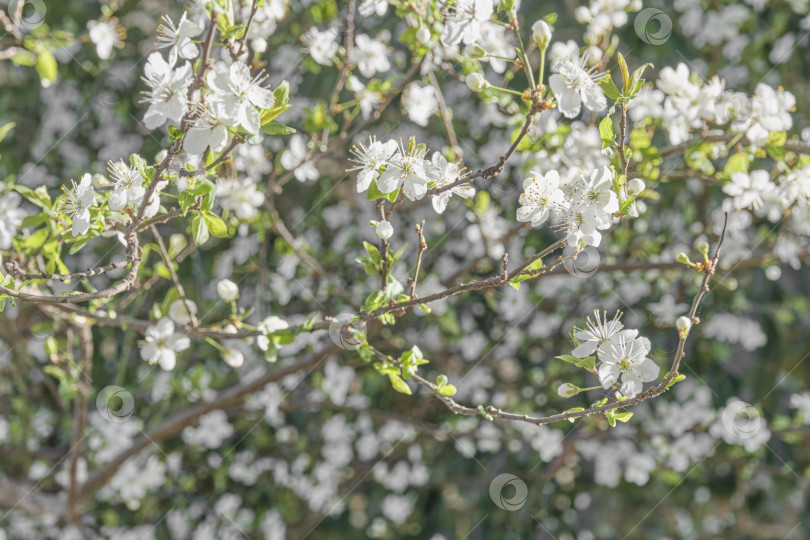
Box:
142;52;193;130
87;19;123;60
549;58;607;118
106;162;163;219
548;39;580;68
281;135;319;182
377;143;430;200
736;83;795;146
348;136;398;193
402;83;438;127
236;144;273;178
182;410;233;448
597;330;660;398
656;63;694;96
257;316;289;354
441;0;494;47
185;102;230;155
359;0;389;17
572;310;625;358
516;169;565;227
140;318;190;371
207;62;275;134
107;160;145;212
61;174;96;236
579;0;631;35
217;176;266;219
709;399;771;452
628;85;665;122
156;12;203;61
302;27;339;66
348;34;391;78
789;393;810;424
556;166;618;247
0;191;26;249
346;76;381;118
429;152;474;214
476;22;514;73
723;170;772;211
168;299;197;325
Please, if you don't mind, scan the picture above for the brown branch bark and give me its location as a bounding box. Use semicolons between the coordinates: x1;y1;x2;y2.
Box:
75;347;336;501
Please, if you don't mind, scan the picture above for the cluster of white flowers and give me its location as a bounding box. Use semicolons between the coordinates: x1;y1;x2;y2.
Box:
702;313;767;351
302;26;339;66
182;409;234;448
630;63;796;147
571;310;659;398
141;50;193;130
516;165;624;247
441;0;494;47
143;12;275;141
108;159;164;219
348;137;475;211
574;0;633;39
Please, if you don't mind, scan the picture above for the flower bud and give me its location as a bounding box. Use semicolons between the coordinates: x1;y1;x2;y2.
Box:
416;26;431;43
585;45;603;64
223;348;244;368
696;238;710;259
558;383;581;398
252;37;268;53
531;20;552;49
676;252;694;266
216;279;240;302
676;316;692;333
468;44;487;58
574;6;592;23
627;178;645;196
375;220;393;240
465;72;489;92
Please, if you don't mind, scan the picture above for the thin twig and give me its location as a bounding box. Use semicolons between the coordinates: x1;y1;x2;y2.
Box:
409;220;426;299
